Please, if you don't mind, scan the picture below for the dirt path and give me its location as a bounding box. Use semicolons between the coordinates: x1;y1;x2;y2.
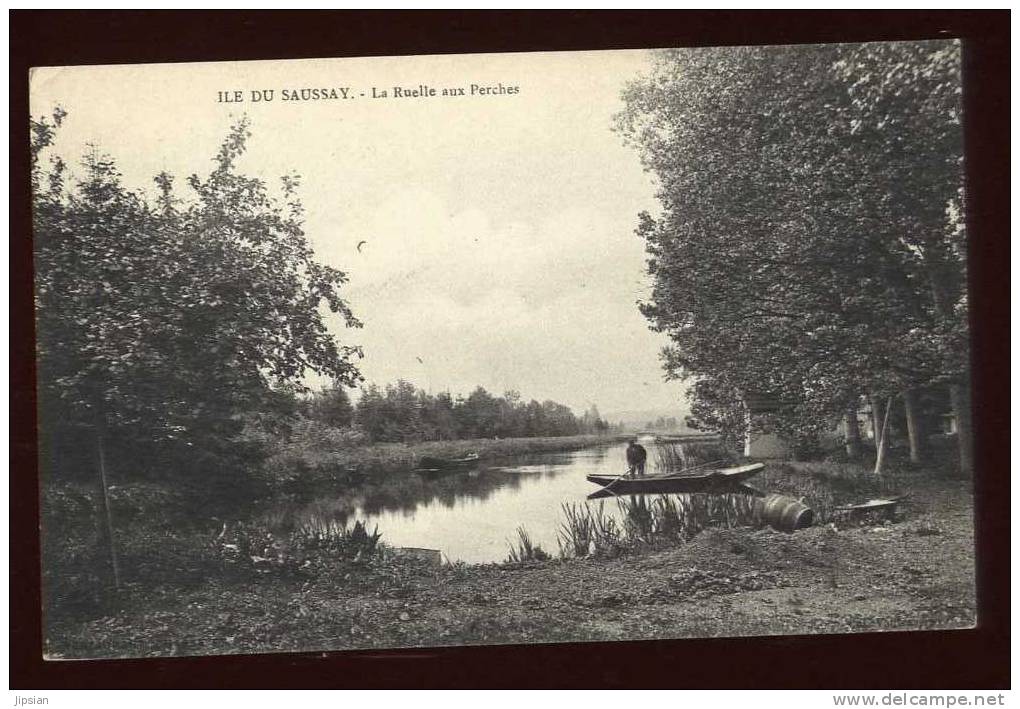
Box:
51;473;975;658
337;474;975;648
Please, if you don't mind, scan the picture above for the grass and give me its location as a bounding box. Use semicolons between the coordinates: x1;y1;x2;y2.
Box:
505;526;551;563
40;451;974;658
554;491;759;559
651;441;738;474
748;461;903;523
292;519;384;560
264;433;630;487
557;502;623;558
42;450;919;654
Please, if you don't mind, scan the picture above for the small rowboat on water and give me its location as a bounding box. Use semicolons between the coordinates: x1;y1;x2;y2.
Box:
416;452;481;474
586;462;765;498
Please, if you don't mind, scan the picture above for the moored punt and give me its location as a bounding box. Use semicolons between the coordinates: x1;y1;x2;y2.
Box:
416;452;481;474
654;433;722;444
586;462;764;498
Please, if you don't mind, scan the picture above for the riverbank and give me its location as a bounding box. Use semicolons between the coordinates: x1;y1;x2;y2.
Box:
263;432;633;487
44;461;975;658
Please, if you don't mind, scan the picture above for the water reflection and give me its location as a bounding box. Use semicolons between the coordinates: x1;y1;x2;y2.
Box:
263;444;634;563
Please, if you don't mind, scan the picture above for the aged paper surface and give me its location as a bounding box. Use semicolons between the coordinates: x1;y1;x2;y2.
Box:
32;46;974;659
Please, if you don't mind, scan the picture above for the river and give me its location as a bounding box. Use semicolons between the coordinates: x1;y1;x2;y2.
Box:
264;437;658;564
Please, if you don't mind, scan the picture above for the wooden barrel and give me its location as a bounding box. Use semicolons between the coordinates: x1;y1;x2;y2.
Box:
757;494;814;532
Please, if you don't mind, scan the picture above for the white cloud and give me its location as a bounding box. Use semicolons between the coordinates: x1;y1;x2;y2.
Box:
31;50;687;416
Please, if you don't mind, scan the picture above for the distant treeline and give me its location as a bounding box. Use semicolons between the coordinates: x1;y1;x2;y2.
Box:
30;113;618;487
306;380;614;444
643;416;680;432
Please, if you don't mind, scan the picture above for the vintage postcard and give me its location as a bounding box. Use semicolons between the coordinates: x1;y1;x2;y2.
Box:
31;43;975;659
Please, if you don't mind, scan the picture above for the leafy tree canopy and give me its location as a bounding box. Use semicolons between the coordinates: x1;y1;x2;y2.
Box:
32;113;363;455
615;42;966;441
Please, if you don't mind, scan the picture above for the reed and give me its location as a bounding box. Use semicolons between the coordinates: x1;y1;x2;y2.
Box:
650;495;686;540
293;518;383;560
505;526;551;563
652;441;736;474
556;502;622;558
617;496;655;542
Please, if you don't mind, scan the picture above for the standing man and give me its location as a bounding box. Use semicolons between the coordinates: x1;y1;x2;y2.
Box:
626;438;648;477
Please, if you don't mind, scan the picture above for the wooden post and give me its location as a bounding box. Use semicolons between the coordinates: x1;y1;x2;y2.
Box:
96;426;121;589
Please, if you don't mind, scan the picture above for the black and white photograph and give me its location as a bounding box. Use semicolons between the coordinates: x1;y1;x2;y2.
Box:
29;38;980;662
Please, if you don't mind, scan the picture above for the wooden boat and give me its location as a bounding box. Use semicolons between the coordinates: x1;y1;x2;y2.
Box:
834;494;909;519
654;433;722;444
416;452;480;474
586;462;765;498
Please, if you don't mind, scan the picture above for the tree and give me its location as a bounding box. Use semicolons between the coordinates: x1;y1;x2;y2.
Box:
420;390;458;441
307;380;355;429
615;42;967;470
33;114;363;477
381;380;426;442
833;41;969;469
459;387;500;439
354;384;388;442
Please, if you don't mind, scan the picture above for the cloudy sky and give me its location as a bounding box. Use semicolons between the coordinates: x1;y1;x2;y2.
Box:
30;49;689;418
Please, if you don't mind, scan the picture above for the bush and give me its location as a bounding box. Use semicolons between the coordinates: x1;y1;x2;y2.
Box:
259;418;368;486
218;518;383;574
791;434;825;461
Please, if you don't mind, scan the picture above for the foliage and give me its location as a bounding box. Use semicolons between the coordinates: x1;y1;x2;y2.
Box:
644;415;680;431
354;381;612;444
258;417;368;486
305;381;355;429
556;492;757;559
651;440;736;473
292;519;383;561
619;494;757;543
32;112;363;479
615;41;968;455
505;526;551;563
557;502;623;558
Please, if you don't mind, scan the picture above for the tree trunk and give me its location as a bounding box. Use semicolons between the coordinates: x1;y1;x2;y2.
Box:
949;382;973;474
870;392;883;446
844;405;862;460
743;402;752;458
96;426;121;589
926;259;972;475
872;395;893;476
902;388;923;464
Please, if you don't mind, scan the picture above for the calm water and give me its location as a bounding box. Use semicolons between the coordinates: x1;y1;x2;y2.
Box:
266;438;656;563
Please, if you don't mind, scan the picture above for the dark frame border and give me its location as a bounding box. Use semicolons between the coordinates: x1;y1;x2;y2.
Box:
10;10;1010;689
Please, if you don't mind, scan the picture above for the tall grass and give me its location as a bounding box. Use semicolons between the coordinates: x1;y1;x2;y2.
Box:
618;493;757;543
652;441;737;474
619;496;655;541
505;526;551;563
555;491;758;560
291;518;383;560
749;462;903;524
557;502;622;557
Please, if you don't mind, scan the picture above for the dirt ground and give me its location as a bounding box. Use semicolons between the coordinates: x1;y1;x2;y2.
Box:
48;471;975;659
